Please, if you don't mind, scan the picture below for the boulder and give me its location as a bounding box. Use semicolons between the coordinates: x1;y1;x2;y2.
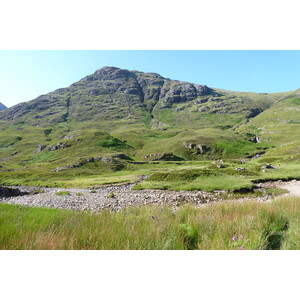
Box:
261;164;275;170
48;143;70;151
182;142;196;149
35;144;47;153
182;142;209;154
235;167;246;171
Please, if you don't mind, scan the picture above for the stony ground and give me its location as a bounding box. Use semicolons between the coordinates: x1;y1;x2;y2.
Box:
1;179;292;212
279;180;300;197
0;183;225;211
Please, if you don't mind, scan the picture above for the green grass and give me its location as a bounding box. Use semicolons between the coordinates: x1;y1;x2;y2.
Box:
55;191;71;196
211;140;269;158
30;151;56;163
0;159;299;192
133;160;300;192
135;175;253;192
1;196;300;249
265;188;289;196
134;165;257;192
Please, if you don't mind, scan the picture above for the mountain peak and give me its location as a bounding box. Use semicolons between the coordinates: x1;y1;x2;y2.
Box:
95;66;120;75
0;102;7;111
81;66;134;82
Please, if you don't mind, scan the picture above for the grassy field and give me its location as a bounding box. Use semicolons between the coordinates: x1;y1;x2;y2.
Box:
1;195;300;250
1;159;300;192
133;160;300;192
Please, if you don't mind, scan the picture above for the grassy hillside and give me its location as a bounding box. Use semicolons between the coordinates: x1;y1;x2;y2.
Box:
0;67;299;191
240;91;300;162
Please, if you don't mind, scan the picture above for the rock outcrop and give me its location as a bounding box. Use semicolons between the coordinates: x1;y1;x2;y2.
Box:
182;142;209;154
143;153;184;161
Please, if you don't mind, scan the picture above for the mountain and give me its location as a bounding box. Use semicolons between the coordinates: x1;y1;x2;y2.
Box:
0;66;282;128
0;66;299;182
0;102;7;111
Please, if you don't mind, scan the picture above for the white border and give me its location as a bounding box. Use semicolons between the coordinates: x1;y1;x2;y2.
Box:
1;0;299;299
1;250;299;299
0;0;299;50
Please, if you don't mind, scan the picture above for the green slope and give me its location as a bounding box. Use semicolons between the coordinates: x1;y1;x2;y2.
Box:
240;90;300;162
0;66;299;190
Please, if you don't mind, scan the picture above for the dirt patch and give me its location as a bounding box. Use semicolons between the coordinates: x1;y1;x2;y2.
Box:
279;180;300;197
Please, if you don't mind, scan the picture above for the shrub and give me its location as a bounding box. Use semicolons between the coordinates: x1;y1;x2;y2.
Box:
96;136;129;151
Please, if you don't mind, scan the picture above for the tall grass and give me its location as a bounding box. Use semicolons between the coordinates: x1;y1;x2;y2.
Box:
1;196;300;250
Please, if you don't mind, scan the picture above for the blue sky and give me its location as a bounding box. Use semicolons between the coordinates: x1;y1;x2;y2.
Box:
1;50;300;107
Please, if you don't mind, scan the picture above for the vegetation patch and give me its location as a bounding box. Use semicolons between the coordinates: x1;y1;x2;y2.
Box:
96;135;130;151
265;188;289;196
55;191;71;196
135;167;255;192
29;189;44;195
30;151;55;163
211;139;269;158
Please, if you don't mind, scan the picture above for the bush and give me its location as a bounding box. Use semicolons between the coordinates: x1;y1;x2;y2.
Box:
96;136;129;151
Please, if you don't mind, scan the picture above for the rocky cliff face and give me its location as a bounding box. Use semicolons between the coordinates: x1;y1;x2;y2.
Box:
0;102;7;111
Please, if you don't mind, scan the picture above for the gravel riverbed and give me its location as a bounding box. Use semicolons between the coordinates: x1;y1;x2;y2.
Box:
0;180;283;212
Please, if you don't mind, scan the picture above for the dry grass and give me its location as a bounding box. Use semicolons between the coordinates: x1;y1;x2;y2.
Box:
1;196;300;249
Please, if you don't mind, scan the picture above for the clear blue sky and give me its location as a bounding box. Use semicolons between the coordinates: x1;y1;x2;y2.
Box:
1;50;300;107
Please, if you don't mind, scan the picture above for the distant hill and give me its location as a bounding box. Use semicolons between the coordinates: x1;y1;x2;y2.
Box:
0;102;7;111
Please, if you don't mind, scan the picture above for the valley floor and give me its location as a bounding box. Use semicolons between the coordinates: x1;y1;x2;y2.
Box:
0;180;298;212
1;180;300;250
